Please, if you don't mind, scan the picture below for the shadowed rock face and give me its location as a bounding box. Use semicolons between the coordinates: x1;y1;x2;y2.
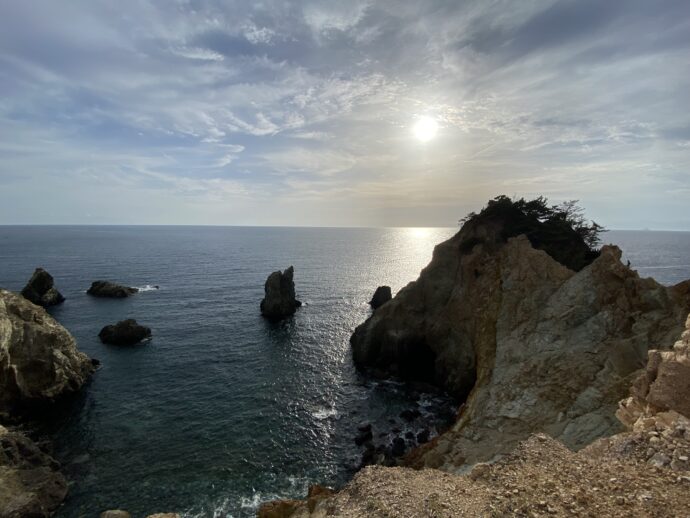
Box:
370;286;392;310
260;266;302;319
87;281;138;298
351;218;690;468
0;289;95;417
0;425;68;518
99;319;152;345
20;268;65;307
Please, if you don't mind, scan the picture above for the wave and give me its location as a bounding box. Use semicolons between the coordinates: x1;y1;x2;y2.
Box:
312;406;339;420
136;284;160;292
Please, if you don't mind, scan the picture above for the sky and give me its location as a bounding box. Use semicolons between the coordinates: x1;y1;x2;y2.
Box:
1;0;689;228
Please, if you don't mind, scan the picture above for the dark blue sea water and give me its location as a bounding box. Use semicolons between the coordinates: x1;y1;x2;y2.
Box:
0;227;689;517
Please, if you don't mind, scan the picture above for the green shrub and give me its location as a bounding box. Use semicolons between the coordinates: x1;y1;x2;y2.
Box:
459;195;604;271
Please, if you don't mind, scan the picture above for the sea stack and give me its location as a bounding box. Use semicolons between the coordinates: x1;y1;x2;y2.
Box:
98;319;152;345
87;280;139;298
20;267;65;307
260;266;302;319
369;286;392;309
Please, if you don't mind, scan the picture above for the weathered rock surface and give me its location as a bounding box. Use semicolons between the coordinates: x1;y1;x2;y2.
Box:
98;319;152;345
0;289;95;416
0;424;68;518
20;268;65;307
369;286;392;310
260;266;302;319
584;313;690;471
617;313;690;428
351;217;690;468
87;281;138;298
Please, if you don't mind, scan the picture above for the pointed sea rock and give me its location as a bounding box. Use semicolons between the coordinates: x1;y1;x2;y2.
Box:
260;266;302;319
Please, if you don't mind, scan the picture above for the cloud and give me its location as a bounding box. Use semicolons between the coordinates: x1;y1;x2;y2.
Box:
0;0;689;227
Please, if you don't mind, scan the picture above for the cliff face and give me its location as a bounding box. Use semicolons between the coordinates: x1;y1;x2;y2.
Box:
0;289;95;417
351;221;690;467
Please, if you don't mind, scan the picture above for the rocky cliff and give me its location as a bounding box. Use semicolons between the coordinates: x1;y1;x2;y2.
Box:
351;217;690;468
260;314;690;517
0;289;95;417
1;289;97;517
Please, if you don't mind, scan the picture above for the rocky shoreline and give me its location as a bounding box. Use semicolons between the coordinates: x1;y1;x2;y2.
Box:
259;201;690;517
258;315;690;517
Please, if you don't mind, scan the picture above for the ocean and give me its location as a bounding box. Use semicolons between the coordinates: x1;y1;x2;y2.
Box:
0;226;689;517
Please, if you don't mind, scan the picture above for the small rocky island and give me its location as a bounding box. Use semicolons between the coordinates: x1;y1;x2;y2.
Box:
20;267;65;307
87;280;139;298
260;266;302;319
99;319;152;345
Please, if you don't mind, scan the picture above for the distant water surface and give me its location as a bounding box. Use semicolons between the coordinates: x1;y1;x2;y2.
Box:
0;226;688;517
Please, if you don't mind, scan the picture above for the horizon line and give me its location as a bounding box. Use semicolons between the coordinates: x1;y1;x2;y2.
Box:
0;224;689;232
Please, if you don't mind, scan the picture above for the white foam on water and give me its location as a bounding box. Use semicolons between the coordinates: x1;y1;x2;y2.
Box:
136;284;160;292
312;406;339;420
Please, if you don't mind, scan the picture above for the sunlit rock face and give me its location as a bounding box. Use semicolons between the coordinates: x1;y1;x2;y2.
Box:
0;289;95;417
351;218;690;469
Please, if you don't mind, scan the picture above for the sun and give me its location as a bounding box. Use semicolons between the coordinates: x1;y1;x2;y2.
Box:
412;116;438;142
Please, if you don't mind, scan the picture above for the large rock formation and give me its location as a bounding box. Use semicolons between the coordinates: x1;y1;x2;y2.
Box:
260;317;690;517
0;289;95;417
351;215;690;468
99;319;152;345
260;266;302;319
20;268;65;307
0;425;68;518
87;281;138;298
369;286;392;310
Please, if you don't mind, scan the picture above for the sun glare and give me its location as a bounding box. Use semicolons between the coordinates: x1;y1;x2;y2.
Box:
412;116;438;142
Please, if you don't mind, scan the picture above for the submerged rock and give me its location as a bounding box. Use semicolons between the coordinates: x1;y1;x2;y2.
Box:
369;286;392;310
351;211;690;470
87;281;138;298
98;319;152;345
260;266;302;319
101;511;131;518
20;267;65;307
0;425;68;518
0;289;95;416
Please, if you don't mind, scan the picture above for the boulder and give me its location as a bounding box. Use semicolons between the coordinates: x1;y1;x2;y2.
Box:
0;289;95;416
20;268;65;307
370;286;392;310
351;214;690;470
98;319;151;346
260;266;302;319
0;425;68;518
101;512;132;518
87;281;138;298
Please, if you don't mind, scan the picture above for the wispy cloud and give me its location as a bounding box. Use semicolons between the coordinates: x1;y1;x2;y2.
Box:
0;0;688;227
